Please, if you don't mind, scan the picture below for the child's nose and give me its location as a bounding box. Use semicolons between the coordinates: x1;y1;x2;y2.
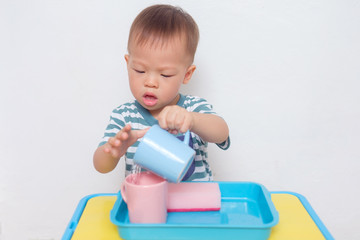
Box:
144;75;159;88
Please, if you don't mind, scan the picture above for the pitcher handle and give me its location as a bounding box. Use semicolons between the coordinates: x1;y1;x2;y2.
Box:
183;130;190;145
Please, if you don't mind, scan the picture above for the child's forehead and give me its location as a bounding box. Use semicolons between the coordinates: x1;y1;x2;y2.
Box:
129;32;187;51
128;34;193;66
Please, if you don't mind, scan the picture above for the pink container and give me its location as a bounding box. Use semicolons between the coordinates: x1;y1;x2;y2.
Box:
167;182;221;212
121;172;168;223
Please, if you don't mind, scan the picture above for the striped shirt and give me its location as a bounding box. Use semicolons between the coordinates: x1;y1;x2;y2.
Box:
99;94;230;181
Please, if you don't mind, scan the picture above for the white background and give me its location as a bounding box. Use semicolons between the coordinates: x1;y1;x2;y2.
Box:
1;0;359;239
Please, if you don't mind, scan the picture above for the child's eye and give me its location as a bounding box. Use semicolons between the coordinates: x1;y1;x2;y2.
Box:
161;74;173;78
134;69;145;74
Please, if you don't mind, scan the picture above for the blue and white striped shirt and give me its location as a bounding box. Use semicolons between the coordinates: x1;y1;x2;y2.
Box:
99;94;230;181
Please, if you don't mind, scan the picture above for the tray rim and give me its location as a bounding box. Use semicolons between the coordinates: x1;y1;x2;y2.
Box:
110;181;279;229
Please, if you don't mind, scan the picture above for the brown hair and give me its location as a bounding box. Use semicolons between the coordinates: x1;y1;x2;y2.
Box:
128;4;199;62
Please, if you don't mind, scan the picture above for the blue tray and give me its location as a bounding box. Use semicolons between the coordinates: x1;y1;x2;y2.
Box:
110;182;279;240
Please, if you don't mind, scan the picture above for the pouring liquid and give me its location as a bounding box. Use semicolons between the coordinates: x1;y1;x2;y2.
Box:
130;164;142;184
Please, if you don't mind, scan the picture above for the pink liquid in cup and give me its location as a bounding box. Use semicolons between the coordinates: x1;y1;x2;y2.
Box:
130;171;164;185
121;171;168;223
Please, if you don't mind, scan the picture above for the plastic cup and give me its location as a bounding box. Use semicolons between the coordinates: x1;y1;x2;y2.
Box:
120;171;168;223
133;125;195;183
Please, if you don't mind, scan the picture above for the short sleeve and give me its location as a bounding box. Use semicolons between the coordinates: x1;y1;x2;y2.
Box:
216;136;230;150
183;96;217;115
183;95;230;150
98;108;126;146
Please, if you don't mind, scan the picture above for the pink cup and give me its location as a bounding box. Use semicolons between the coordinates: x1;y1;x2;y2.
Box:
121;171;168;223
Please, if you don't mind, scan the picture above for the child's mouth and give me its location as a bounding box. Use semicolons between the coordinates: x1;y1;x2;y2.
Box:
143;93;158;107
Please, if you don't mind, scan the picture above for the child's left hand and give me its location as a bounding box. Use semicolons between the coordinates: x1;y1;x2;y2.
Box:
157;105;194;134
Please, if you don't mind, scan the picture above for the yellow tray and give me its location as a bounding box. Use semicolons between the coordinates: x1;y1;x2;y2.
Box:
63;192;333;240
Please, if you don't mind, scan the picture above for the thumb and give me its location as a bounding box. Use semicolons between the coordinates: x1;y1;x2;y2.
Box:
136;128;149;139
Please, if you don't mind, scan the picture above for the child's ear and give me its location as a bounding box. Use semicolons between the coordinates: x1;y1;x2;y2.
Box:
183;65;196;84
124;54;129;64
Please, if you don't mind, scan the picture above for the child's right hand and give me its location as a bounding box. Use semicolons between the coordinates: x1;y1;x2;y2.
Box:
103;124;148;159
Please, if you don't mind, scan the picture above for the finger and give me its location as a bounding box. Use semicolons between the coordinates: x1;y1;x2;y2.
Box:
104;146;110;153
114;139;121;146
179;117;192;133
175;113;186;131
136;128;149;138
118;131;129;141
123;124;132;132
108;137;117;146
111;148;119;158
158;108;169;130
169;129;178;135
104;142;116;154
115;125;130;138
166;110;179;130
181;123;191;133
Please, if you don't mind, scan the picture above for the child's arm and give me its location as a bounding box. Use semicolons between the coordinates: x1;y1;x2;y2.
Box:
157;106;229;144
190;112;229;143
93;124;148;173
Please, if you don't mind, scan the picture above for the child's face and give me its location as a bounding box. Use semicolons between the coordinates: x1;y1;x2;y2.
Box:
125;36;195;117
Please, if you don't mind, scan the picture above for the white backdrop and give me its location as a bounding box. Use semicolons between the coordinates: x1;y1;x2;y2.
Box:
1;0;359;239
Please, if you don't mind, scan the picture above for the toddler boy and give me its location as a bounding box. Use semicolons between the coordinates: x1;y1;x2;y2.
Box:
93;4;230;181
